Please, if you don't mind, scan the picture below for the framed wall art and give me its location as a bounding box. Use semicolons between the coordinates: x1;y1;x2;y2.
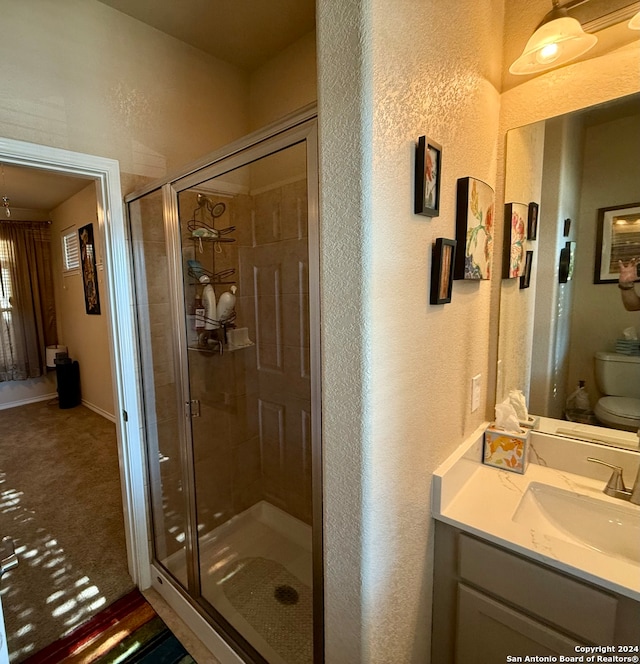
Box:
414;136;442;217
454;176;495;280
593;202;640;284
527;202;539;240
502;202;527;279
519;251;533;289
78;223;101;315
430;238;456;305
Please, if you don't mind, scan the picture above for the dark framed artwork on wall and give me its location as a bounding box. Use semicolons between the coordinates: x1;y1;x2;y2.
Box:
454;176;495;280
414;136;442;217
502;202;527;279
519;251;533;289
430;238;456;305
527;202;539;240
593;202;640;284
78;223;101;315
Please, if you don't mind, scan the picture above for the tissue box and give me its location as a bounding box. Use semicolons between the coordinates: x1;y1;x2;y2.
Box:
483;425;530;474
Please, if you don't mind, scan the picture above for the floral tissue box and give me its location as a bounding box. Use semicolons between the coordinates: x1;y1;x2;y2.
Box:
483;425;530;474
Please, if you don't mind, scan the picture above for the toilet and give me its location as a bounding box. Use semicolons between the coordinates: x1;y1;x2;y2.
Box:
594;351;640;431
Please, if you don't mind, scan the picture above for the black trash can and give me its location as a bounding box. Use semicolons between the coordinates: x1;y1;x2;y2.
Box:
56;359;81;409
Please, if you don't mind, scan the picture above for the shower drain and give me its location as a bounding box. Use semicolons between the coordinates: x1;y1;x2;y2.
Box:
274;584;299;605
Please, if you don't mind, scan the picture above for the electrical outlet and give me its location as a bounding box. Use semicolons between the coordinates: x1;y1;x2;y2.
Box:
471;374;481;412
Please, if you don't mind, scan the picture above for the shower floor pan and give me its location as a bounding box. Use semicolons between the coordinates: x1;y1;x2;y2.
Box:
166;501;312;664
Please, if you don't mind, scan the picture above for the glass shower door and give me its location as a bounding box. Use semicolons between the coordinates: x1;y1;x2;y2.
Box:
129;115;321;664
129;189;192;589
177;140;318;663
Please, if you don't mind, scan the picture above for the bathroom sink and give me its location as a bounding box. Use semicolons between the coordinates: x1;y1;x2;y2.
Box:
512;482;640;564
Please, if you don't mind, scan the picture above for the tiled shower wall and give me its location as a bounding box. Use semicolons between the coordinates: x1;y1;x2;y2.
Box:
180;178;312;538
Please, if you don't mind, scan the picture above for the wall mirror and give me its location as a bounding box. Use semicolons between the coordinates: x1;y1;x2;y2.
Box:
497;91;640;451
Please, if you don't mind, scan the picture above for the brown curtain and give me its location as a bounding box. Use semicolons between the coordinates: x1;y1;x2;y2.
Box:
0;221;57;381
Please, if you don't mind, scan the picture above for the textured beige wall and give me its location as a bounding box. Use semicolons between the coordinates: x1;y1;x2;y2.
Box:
0;0;249;181
318;0;503;661
248;30;317;131
50;183;115;417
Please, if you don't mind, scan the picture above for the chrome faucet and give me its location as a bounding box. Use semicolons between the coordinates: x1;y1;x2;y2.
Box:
587;457;640;505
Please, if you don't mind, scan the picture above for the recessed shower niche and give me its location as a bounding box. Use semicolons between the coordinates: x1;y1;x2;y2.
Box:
127;111;322;664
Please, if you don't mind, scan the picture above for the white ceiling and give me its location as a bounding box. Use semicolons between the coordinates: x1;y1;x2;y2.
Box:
95;0;316;71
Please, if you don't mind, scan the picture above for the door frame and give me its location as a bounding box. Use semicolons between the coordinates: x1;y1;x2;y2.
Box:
0;136;151;588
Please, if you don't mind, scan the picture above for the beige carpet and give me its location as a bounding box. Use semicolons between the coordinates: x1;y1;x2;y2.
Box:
0;401;135;663
222;557;312;664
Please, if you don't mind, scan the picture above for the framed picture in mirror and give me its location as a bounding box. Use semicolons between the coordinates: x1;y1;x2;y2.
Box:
519;251;533;289
414;136;442;217
594;202;640;284
430;238;456;304
454;176;494;280
503;202;527;279
528;202;538;240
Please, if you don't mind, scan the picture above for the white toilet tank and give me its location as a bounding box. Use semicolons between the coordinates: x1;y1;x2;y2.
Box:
594;351;640;399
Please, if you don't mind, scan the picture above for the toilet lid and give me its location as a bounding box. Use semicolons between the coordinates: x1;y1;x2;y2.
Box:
598;396;640;421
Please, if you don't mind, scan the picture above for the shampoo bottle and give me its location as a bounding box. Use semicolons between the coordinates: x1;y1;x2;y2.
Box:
216;285;237;322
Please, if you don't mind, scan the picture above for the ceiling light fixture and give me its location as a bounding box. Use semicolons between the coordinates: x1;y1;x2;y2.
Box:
509;0;598;75
629;10;640;29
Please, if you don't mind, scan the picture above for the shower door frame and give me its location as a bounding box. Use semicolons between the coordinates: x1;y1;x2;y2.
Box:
128;106;323;664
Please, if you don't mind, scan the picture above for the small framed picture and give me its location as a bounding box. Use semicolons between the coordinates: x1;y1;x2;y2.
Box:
519;250;533;289
528;202;539;240
559;241;576;283
414;136;442;217
503;202;527;279
430;238;456;305
593;203;640;283
454;176;494;280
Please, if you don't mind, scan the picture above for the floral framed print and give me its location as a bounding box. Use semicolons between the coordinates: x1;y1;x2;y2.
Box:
78;222;101;315
454;176;494;280
593;202;640;283
519;250;533;289
414;136;442;217
528;202;539;240
430;238;456;305
502;202;527;279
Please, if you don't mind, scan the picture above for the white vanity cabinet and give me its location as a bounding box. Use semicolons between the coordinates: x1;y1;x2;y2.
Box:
432;522;640;663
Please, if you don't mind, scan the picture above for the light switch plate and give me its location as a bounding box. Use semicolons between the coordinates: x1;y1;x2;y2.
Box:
471;374;481;412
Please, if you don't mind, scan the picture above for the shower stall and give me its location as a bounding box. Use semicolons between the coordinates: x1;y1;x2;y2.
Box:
126;109;321;664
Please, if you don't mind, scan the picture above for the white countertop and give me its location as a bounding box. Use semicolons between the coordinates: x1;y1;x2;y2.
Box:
432;423;640;601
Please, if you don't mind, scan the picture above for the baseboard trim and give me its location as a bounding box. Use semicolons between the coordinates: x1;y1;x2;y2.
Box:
82;399;116;423
0;392;57;411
